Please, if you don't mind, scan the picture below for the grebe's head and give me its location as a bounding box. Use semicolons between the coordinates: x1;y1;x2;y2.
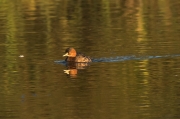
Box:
63;48;77;57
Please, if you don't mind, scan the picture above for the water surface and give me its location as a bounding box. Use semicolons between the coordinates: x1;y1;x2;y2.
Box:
0;0;180;119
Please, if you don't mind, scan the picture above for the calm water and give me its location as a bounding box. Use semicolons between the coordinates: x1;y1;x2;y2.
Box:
0;0;180;119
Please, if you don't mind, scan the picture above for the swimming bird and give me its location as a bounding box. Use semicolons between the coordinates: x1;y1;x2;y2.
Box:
63;48;92;62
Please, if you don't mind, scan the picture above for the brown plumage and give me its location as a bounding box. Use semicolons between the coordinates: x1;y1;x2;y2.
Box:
63;48;92;62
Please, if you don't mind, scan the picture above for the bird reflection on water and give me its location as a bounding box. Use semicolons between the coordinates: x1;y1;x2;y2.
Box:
63;62;90;78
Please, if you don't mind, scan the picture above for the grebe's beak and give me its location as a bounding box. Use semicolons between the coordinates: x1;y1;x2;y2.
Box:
63;53;69;57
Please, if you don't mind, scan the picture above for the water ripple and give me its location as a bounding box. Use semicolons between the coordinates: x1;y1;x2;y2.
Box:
55;54;180;64
92;54;180;62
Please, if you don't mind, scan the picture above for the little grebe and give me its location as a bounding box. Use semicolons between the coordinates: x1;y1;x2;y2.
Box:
63;48;92;62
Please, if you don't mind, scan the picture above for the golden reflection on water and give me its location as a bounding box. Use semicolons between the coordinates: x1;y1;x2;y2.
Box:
135;0;147;42
135;60;151;116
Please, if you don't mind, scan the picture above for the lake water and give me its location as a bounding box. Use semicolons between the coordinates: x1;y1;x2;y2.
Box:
0;0;180;119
